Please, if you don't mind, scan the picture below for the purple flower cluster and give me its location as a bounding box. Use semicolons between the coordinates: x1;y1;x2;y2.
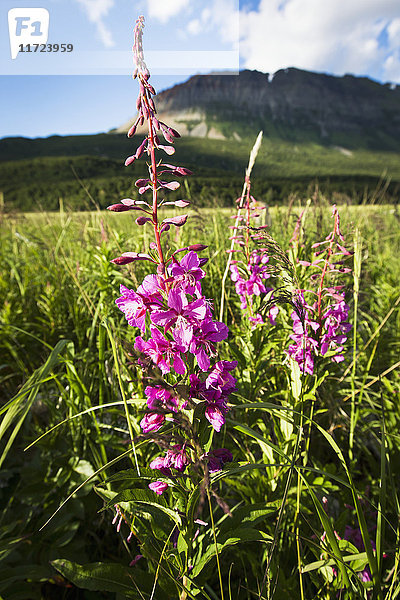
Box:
230;251;270;306
320;297;352;361
189;360;237;432
109;16;235;498
117;251;230;374
229;194;278;326
287;205;352;375
287;291;351;375
287;293;319;375
116;251;237;491
201;448;233;473
117;253;236;424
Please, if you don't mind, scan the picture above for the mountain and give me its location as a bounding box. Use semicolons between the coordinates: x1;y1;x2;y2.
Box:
1;68;400;211
116;68;400;152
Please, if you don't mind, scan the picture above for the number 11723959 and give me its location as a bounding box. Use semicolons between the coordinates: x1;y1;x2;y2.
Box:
18;43;73;52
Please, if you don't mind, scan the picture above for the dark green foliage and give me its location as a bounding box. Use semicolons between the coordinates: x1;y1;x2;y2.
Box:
1;133;400;211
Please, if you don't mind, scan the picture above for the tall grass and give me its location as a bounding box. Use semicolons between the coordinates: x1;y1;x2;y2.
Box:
0;200;399;599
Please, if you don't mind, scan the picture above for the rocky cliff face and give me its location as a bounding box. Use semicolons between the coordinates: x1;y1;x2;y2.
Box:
116;68;400;151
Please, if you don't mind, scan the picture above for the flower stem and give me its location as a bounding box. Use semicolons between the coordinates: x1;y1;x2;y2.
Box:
146;106;166;277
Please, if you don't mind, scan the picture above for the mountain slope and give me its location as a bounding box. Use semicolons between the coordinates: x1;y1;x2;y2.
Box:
116;68;400;151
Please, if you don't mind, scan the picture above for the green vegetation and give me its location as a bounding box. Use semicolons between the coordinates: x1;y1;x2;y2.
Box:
0;201;399;598
1;133;399;211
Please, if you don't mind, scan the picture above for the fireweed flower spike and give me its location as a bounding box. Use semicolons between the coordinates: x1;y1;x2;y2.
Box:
286;205;352;375
227;143;279;327
108;16;236;500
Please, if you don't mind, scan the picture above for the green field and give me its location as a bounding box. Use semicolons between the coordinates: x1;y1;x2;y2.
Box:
1;133;400;211
1;200;399;599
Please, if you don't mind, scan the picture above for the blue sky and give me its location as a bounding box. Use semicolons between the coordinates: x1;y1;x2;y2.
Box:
1;0;399;138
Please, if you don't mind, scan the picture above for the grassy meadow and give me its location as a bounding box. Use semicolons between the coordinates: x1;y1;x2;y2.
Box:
1;133;400;211
1;200;400;599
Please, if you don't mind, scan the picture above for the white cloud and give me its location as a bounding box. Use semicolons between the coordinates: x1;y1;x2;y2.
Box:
239;0;400;83
387;18;400;48
187;18;202;35
147;0;190;24
384;52;400;81
186;0;239;48
75;0;115;47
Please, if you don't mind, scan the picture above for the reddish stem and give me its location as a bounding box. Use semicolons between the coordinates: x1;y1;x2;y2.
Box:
316;210;340;322
142;88;166;278
245;175;251;263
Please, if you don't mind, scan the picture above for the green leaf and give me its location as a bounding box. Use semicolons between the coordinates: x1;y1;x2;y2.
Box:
51;560;153;597
177;532;188;554
218;503;278;534
300;475;351;589
290;358;302;400
0;339;70;467
191;528;271;577
103;489;182;527
227;419;290;462
302;551;368;574
0;565;51;593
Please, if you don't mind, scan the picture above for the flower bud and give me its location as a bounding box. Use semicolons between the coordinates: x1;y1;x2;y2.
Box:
161;181;180;191
148;481;168;495
125;155;136;167
158;145;175;155
136;216;151;225
162;214;188;227
135;138;147;159
189;244;208;252
161;127;174;143
135;178;149;188
127;123;137;138
157;263;166;276
140;412;165;433
170;127;180;138
174;167;193;176
107;203;132;212
111;252;154;264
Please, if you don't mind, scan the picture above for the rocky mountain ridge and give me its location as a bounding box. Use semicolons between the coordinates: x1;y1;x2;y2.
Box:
115;68;400;151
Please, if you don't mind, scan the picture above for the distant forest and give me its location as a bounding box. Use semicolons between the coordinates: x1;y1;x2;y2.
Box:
1;134;399;211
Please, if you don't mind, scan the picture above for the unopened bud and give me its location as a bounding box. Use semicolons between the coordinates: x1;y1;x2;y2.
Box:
107;203;132;212
162;214;188;227
136;216;151;225
162;181;180;191
135;178;149;188
127;123;137;138
168;126;180;138
161;127;174;143
189;244;208;252
125;155;136;167
158;145;175;155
